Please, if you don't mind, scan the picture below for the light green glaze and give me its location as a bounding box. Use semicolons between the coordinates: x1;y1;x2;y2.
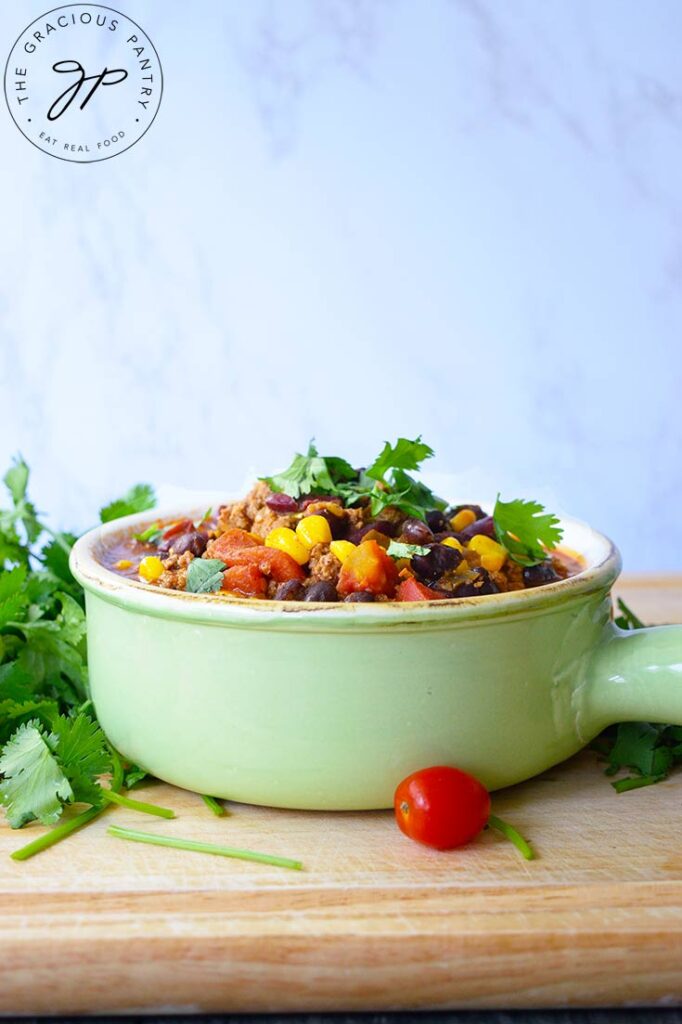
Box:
70;508;682;810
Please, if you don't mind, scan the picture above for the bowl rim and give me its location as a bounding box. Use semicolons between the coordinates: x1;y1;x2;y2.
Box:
69;498;622;629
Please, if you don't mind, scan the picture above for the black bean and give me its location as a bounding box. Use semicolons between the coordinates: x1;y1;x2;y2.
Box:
304;581;339;602
171;531;208;557
344;590;375;603
275;580;305;601
459;515;496;540
425;510;449;533
411;543;462;583
522;562;560;588
266;493;299;513
456;568;500;597
312;507;348;539
401;518;433;545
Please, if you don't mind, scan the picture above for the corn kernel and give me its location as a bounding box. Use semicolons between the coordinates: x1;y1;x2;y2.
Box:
115;559;133;570
296;514;332;549
441;537;463;552
138;556;164;582
330;540;356;565
450;508;476;532
468;534;507;572
265;527;309;565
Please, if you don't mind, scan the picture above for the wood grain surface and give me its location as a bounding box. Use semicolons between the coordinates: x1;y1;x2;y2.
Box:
0;576;680;1015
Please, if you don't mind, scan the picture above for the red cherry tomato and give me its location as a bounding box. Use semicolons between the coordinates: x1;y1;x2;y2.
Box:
394;765;491;850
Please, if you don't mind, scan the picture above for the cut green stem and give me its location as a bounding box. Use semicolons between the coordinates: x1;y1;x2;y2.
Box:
488;813;534;860
107;825;303;871
11;805;106;862
612;774;664;794
100;789;175;818
201;794;229;816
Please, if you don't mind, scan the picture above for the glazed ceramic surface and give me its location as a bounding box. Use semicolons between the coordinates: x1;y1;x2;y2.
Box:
70;507;682;809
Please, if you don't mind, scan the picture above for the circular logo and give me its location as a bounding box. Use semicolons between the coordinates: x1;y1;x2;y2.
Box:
3;4;162;163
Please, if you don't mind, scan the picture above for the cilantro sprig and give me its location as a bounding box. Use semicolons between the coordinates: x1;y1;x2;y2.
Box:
596;599;682;793
263;442;357;500
264;437;445;521
493;495;563;566
0;459;159;853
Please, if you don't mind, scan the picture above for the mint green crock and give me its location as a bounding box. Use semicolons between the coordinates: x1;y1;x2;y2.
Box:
70;508;682;810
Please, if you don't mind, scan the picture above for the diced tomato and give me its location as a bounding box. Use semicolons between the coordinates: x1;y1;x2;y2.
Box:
210;528;303;581
163;518;193;540
231;547;304;582
337;539;399;598
209;528;263;560
396;578;448;602
221;564;267;598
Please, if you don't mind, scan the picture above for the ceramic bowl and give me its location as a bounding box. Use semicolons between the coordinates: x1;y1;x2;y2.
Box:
70;506;682;809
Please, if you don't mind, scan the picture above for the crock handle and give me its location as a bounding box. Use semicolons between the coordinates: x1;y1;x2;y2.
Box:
586;623;682;731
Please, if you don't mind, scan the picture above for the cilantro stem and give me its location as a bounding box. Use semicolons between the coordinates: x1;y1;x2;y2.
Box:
612;774;664;794
107;825;303;871
487;814;535;860
100;789;175;818
10;805;106;861
201;794;229;816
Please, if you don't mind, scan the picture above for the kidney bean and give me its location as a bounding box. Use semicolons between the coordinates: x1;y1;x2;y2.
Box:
401;518;434;545
171;531;208;557
459;515;496;541
522;563;559;588
304;581;339;602
266;493;299;513
456;569;499;597
275;579;305;601
344;590;375;603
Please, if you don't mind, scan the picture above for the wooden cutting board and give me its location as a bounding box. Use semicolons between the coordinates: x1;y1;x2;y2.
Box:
1;576;681;1014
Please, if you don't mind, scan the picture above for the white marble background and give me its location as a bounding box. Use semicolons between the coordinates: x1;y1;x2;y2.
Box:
0;0;680;570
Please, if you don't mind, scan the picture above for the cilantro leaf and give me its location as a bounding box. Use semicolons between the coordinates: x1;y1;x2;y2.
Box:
185;558;226;594
0;720;73;827
3;458;29;506
100;484;156;523
263;442;357;499
366;436;434;482
41;532;78;590
50;713;112;806
493;496;563;566
614;597;645;631
0;565;29;628
386;540;430;560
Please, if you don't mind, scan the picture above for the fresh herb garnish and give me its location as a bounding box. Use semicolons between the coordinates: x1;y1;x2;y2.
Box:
0;459;164;854
596;599;682;793
0;713;112;828
266;437;445;521
185;558;226;594
365;437;436;482
493;495;563;566
386;540;430;560
614;597;645;630
263;442;357;500
100;483;156;524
